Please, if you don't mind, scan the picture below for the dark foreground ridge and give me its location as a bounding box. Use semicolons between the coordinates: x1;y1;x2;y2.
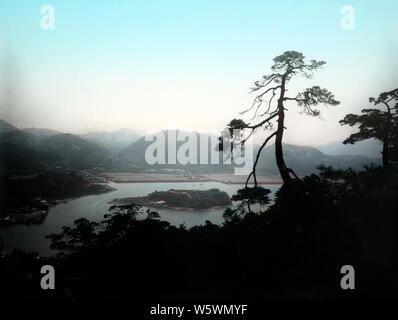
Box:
109;188;232;210
1;166;397;300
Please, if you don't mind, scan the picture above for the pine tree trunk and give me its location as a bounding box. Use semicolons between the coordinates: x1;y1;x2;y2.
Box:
275;75;293;185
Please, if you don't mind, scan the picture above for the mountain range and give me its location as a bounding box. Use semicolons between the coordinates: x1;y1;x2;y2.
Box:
257;143;380;176
0;118;381;175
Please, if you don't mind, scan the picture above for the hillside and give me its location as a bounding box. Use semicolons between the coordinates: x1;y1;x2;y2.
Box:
0;119;17;133
0;130;111;170
80;129;140;153
21;128;60;138
114;131;230;173
44;134;112;169
317;139;382;158
0;130;56;170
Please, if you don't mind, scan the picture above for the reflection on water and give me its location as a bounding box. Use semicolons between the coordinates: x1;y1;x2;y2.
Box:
0;182;279;256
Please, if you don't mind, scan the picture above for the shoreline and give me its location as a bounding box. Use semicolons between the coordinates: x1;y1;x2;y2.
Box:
101;172;283;185
0;183;115;227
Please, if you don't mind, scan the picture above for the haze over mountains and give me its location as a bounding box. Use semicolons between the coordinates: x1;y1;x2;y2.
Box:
256;144;380;176
81;130;140;153
0;118;380;175
317;139;382;159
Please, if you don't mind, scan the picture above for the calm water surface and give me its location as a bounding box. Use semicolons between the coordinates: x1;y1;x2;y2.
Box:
0;182;280;256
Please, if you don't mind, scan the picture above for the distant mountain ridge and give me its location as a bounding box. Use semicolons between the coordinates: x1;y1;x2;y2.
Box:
21;128;60;138
256;144;380;176
80;129;140;153
0;119;381;175
115;130;380;175
0;119;17;133
317;139;381;158
114;130;230;173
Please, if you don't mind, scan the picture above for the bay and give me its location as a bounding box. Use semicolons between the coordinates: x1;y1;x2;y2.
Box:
0;181;279;256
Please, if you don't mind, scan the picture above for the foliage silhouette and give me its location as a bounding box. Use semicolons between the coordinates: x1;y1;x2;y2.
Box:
1;166;396;300
340;88;398;167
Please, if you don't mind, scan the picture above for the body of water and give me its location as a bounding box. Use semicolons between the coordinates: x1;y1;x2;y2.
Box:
0;182;280;256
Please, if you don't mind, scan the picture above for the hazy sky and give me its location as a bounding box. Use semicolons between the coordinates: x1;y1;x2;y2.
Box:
0;0;397;145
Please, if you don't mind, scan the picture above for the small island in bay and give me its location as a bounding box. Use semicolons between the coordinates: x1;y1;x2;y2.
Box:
109;188;232;210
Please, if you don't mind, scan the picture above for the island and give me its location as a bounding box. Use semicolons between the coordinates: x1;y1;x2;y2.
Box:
109;188;232;210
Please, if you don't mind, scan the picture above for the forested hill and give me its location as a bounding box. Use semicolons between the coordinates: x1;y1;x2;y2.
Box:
0;129;111;170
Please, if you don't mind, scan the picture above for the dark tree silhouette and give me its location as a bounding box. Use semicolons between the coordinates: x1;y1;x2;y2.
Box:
46;218;99;254
221;51;339;186
340;89;398;167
